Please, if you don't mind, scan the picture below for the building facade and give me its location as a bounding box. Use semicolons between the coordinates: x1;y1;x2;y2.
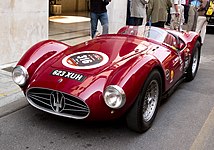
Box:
0;0;127;65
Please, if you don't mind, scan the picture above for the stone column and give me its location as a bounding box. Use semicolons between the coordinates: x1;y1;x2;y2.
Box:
0;0;48;65
96;0;127;35
107;0;127;34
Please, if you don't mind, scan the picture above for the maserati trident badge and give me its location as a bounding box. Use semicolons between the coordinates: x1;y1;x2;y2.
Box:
58;78;63;83
50;91;65;113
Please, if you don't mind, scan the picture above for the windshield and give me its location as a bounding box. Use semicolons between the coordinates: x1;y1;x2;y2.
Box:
117;26;168;43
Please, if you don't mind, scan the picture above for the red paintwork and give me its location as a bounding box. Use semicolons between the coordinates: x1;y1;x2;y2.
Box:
16;26;201;120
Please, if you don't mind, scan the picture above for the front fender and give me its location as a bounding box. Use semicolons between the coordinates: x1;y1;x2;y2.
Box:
17;40;70;69
16;40;70;88
105;54;163;110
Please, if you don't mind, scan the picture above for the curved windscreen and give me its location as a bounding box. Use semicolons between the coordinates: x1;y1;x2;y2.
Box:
117;25;186;50
117;26;168;43
145;27;168;43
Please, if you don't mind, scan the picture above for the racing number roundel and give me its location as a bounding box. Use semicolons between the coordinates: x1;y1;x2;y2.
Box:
62;51;109;69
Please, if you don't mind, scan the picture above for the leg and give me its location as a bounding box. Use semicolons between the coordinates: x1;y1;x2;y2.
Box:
186;6;194;31
170;14;180;30
180;5;185;26
184;5;190;24
187;6;198;31
90;12;99;38
196;16;207;44
158;21;165;28
151;22;164;28
128;17;135;25
135;18;143;26
126;0;132;25
99;12;109;35
166;9;171;26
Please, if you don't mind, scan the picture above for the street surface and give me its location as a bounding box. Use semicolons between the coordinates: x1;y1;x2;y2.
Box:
0;31;214;150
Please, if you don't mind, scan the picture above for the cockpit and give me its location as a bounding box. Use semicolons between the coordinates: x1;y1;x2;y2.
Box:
117;26;186;50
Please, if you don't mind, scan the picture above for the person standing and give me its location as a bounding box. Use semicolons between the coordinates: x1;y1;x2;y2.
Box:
89;0;112;38
147;0;172;28
170;0;185;30
129;0;148;26
195;0;209;44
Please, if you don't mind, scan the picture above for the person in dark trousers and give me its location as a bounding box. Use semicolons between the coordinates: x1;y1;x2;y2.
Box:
127;0;148;26
90;0;111;38
183;0;190;24
166;9;171;26
147;0;172;28
126;0;135;25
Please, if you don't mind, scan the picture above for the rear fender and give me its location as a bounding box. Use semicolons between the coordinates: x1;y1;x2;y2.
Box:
183;32;201;54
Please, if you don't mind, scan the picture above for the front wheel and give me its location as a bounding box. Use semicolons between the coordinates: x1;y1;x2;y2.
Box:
126;70;162;133
186;40;201;81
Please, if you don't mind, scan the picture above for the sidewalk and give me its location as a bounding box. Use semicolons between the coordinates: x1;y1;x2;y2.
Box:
0;63;23;107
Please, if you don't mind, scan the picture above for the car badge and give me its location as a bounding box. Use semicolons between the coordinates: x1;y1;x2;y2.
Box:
165;69;170;80
58;78;63;83
50;91;65;113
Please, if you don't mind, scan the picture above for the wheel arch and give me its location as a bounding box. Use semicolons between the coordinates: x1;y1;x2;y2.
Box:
125;65;164;132
185;38;201;81
187;33;202;54
152;65;165;95
104;55;165;110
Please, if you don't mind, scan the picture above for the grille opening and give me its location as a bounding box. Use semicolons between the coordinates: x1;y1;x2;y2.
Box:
27;88;89;119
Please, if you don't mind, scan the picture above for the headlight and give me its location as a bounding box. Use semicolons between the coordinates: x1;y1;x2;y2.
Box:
12;65;29;86
103;85;126;109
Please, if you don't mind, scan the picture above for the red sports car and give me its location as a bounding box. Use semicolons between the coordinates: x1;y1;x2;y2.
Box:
12;26;201;133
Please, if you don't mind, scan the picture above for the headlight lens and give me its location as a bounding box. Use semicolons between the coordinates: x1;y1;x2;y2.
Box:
103;85;126;109
12;65;29;86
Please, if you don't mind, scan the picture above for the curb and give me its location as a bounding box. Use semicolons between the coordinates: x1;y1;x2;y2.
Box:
0;96;28;118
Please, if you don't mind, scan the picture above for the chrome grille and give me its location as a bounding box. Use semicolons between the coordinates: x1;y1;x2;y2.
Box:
26;88;89;119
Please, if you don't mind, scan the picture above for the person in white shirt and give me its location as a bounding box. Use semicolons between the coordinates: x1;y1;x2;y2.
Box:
170;0;185;30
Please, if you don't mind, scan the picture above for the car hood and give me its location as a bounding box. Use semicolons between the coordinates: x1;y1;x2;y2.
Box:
50;35;151;75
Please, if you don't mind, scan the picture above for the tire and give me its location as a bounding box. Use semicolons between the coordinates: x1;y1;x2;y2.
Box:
186;40;201;81
126;70;162;133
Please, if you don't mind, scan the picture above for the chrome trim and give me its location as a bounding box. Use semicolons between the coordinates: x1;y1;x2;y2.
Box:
103;85;126;109
12;65;29;86
26;87;90;119
143;80;159;122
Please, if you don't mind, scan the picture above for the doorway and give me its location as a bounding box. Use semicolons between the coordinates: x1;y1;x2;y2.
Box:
49;0;91;45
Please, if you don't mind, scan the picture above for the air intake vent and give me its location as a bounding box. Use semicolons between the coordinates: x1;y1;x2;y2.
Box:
26;88;89;119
